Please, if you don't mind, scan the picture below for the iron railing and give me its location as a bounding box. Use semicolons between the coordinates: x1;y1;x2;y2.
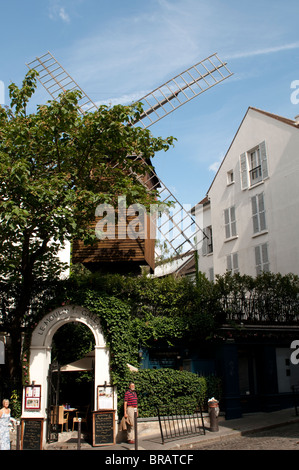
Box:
220;296;299;324
156;403;205;445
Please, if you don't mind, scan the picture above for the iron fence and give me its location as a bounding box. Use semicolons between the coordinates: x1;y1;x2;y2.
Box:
220;296;299;324
156;403;205;445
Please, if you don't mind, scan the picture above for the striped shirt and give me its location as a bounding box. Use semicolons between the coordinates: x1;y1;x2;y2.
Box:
124;390;138;407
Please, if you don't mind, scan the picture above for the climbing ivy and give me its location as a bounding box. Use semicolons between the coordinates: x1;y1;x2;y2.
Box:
21;272;218;390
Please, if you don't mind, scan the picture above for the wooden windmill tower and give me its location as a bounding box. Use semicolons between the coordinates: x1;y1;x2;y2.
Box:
26;52;232;274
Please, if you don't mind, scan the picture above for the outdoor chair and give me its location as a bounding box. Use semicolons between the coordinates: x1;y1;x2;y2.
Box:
72;405;90;431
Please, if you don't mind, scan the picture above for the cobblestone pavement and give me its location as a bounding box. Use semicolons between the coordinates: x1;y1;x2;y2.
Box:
192;422;299;450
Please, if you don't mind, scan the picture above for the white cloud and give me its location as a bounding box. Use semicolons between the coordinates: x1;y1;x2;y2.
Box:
225;42;299;60
208;161;220;173
64;0;213;97
93;90;152;108
52;0;299;114
58;7;70;23
48;1;70;23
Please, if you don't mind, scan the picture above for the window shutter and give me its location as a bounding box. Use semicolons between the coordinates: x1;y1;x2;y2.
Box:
251;196;259;233
261;243;269;263
260;141;268;179
230;206;237;237
240;152;248;190
227;255;232;271
255;246;261;265
224;209;230;238
233;253;239;271
258;193;266;231
202;228;207;255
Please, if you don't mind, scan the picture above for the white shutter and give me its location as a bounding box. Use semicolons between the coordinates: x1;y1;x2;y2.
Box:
240;152;248;190
255;245;261;265
230;206;237;237
262;243;270;271
251;196;259;233
224;209;230;238
255;246;261;275
258;193;267;231
260;141;268;179
202;227;207;255
233;253;239;271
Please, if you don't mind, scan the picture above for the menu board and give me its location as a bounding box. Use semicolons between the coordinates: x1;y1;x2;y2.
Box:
25;385;41;410
97;385;114;410
21;418;43;450
92;411;115;446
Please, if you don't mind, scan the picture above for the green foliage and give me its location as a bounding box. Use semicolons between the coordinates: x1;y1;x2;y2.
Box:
18;270;299;391
10;390;22;418
0;70;174;380
117;368;221;418
214;271;299;299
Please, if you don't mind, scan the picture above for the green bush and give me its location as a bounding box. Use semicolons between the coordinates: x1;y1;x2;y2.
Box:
10;390;22;418
118;368;221;418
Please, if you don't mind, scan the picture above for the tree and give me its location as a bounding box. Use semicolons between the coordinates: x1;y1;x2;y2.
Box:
0;70;174;381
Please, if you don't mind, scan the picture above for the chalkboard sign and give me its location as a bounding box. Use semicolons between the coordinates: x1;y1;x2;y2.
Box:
92;410;115;446
21;418;43;450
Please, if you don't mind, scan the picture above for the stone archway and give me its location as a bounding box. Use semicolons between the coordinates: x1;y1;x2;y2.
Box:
22;305;113;446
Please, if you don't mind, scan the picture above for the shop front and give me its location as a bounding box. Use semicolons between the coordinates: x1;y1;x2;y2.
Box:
21;305;116;449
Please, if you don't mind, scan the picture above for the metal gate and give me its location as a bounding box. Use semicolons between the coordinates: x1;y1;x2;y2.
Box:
46;361;60;443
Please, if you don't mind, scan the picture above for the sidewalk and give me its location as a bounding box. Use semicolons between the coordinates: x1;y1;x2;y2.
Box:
44;407;299;451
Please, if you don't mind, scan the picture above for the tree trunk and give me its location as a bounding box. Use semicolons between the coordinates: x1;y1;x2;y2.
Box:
7;327;22;385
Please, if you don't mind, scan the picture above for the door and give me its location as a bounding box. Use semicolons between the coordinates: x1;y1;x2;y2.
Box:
47;361;60;443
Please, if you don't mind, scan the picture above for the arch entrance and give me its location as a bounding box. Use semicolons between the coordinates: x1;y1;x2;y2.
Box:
23;305;114;447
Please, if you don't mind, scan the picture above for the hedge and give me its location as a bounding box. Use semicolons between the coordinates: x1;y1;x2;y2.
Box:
117;368;222;418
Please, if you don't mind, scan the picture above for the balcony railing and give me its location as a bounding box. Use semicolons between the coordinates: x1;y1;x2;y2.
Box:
249;165;262;185
220;295;299;325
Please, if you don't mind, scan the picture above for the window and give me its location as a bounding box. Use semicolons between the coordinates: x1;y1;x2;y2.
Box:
251;193;267;233
255;243;270;275
202;226;213;255
227;170;234;185
227;252;239;274
240;141;268;190
249;147;262;185
224;206;237;239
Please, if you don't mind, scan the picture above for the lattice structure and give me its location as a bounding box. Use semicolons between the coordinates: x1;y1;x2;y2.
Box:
26;52;232;259
26;51;98;114
132;53;233;129
129;155;205;259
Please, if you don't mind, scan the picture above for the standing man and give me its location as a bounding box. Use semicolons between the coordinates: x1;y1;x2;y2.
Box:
124;382;138;444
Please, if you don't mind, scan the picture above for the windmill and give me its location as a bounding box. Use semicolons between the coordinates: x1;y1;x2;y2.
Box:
26;51;233;274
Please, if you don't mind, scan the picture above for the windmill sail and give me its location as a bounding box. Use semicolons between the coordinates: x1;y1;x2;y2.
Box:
131;53;232;129
26;52;232;261
26;51;98;114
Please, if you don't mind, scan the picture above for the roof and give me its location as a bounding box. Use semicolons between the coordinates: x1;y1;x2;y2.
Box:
250;107;299;129
195;107;299;205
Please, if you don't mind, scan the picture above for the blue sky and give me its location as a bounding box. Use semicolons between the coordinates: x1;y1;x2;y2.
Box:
1;0;299;207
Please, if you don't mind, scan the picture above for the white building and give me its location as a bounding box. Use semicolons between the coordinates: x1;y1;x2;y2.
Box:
195;107;299;280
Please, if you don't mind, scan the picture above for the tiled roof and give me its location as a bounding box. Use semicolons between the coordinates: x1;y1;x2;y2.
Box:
250;107;299;129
